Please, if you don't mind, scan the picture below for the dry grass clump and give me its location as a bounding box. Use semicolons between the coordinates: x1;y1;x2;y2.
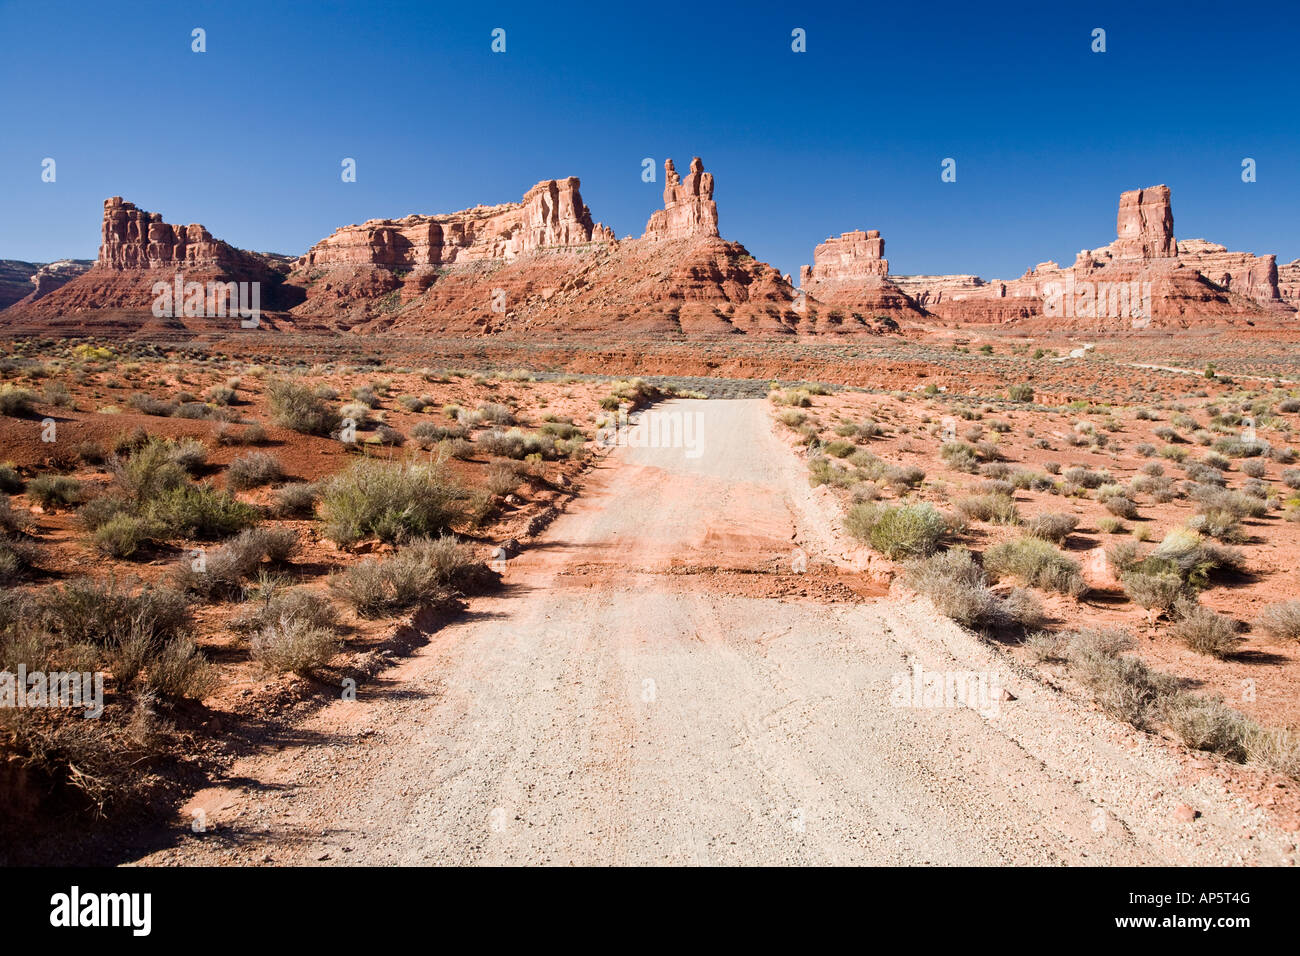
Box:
329;535;492;617
1257;601;1300;643
903;549;1044;631
983;536;1086;596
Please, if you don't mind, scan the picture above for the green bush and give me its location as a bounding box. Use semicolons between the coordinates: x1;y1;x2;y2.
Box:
319;460;464;546
27;475;82;509
847;502;947;559
93;512;152;558
145;482;260;540
0;385;38;416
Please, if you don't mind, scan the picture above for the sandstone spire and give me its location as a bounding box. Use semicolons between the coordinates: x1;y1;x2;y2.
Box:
642;157;720;241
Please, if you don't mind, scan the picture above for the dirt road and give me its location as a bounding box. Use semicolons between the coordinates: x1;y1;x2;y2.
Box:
134;400;1295;865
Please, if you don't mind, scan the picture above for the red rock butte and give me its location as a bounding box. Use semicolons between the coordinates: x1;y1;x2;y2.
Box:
2;168;1295;338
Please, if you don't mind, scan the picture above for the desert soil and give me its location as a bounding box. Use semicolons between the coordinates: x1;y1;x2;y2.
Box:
130;399;1296;865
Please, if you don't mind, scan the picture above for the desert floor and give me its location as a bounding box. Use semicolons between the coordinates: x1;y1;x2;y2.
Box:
126;400;1294;865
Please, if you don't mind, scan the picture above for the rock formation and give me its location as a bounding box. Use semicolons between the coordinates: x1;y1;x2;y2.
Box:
1115;185;1175;259
894;184;1291;328
1279;259;1300;310
642;158;719;241
1176;239;1282;306
801;230;889;284
3;199;298;332
301;178;612;270
796;228;928;326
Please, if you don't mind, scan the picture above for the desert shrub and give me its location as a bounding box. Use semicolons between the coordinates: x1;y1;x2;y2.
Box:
411;421;469;448
1187;508;1245;543
204;384;237;406
865;503;947;559
955;493;1019;524
1257;601;1300;642
268;482;318;518
1022;512;1078;544
93;513;153;558
808;457;855;489
351;385;381;408
1142;527;1244;588
0;385;38;416
145;483;260;540
1192;486;1266;520
538;421;583;440
477;428;558;460
884;465;926;491
329;535;483;617
268;379;340;435
1103;495;1138;519
1169;599;1241;658
823;440;855;458
485;461;521;497
940;441;979;473
1063;466;1110;489
1241;459;1267;479
1068;639;1175;729
174;527;299;597
319;459;463;546
0;533;38;583
983;537;1086;596
1281;468;1300;490
904;549;1043;631
234;585;339;637
252;615;340;676
476;402;516;425
1161;693;1253;762
0;462;23;493
145;637;218;700
39;579;191;647
226;451;284;490
0;496;31;535
1121;569;1185;611
111;438;189;503
1007;383;1034;402
1096;516;1125;534
27;475;82;509
777;409;807;428
167;438;208;473
903;548;1002;628
214;421;269;446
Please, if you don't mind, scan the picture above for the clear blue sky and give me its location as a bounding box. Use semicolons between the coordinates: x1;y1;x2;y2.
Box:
1;0;1296;279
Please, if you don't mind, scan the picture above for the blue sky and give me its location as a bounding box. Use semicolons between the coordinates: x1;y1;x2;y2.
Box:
1;0;1296;280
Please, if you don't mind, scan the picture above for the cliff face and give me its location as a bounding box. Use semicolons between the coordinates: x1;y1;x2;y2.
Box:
301;177;613;270
1279;259;1300;310
1115;185;1176;260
